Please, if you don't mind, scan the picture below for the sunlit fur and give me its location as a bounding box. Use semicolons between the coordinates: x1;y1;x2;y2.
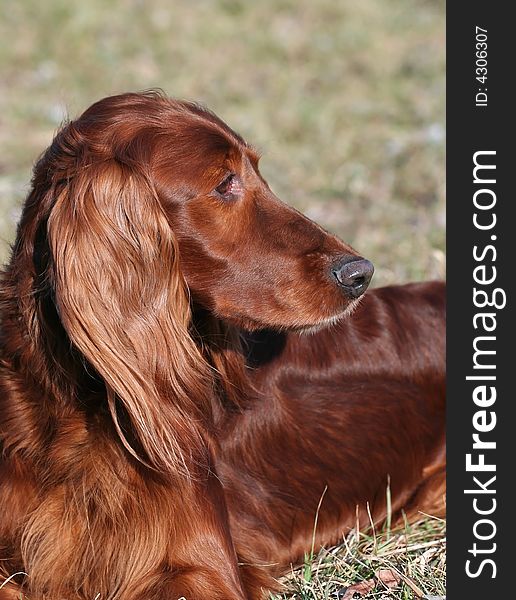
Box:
0;92;445;600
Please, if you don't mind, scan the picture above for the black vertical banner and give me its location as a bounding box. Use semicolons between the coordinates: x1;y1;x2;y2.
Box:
447;3;513;598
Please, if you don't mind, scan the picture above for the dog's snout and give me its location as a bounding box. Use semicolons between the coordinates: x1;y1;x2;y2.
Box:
332;257;374;299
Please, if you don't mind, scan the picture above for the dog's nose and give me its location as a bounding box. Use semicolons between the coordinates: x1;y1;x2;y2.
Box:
332;257;374;299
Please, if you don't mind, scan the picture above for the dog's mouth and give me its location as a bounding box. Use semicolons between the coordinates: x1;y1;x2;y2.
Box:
292;297;364;335
224;301;359;334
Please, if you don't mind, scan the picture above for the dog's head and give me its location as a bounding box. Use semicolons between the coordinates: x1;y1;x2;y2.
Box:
37;92;372;333
146;96;373;330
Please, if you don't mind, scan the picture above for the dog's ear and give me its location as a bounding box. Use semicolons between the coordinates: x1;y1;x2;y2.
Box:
47;159;212;476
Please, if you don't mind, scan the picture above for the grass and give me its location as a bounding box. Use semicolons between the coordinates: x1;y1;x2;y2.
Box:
0;0;445;286
270;514;446;600
0;0;445;597
269;481;445;599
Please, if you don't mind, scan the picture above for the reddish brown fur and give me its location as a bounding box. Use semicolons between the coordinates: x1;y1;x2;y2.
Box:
0;92;445;600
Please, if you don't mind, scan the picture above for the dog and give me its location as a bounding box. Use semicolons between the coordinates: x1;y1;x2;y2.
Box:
0;91;445;600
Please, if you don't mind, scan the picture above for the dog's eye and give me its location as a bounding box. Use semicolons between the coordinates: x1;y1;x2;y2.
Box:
215;173;242;199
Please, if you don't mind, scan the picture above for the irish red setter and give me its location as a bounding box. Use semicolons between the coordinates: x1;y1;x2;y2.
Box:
0;92;445;600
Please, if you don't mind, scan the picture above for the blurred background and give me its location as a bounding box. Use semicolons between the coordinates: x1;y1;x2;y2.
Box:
0;0;445;286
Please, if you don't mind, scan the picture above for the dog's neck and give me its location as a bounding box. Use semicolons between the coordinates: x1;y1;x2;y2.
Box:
190;308;292;429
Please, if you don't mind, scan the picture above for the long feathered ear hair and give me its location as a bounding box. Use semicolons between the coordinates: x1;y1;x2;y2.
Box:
44;135;214;477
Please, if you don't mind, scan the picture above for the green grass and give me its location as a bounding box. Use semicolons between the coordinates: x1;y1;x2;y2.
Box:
271;514;446;600
0;0;445;596
0;0;445;287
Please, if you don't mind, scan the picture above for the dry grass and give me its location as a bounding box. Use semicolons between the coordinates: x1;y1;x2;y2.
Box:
0;0;445;597
272;514;446;600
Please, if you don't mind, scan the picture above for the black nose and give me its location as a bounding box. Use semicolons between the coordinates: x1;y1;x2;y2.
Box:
332;257;374;298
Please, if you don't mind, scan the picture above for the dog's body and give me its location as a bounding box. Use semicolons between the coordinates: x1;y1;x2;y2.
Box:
221;281;445;573
0;92;445;600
